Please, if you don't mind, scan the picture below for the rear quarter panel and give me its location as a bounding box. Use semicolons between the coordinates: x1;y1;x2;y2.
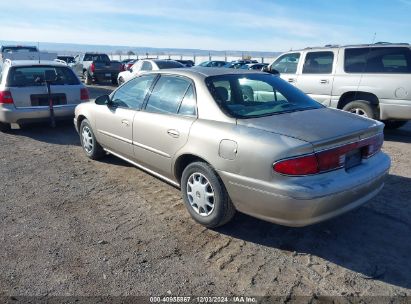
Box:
172;119;313;182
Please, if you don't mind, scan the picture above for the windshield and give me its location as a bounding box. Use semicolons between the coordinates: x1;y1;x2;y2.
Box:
7;66;80;87
205;74;322;118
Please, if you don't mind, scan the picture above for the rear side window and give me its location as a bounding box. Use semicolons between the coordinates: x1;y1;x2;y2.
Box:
141;61;153;71
271;53;300;74
145;76;192;115
7;66;80;87
345;47;411;73
302;51;334;74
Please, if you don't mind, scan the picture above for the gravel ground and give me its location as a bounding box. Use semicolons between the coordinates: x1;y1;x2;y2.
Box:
0;84;410;299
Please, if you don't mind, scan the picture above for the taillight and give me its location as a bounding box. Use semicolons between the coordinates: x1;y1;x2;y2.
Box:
274;155;319;175
0;91;14;104
90;63;95;73
273;133;383;176
80;88;89;101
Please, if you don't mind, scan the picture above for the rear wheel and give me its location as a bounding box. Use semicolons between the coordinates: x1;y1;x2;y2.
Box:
342;100;378;120
118;77;125;86
181;162;236;228
383;120;408;129
0;122;11;132
79;119;105;160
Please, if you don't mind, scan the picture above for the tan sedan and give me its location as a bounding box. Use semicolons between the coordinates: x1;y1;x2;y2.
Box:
74;68;390;228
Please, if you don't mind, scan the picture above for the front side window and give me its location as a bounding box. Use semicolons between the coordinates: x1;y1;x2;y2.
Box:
111;74;156;109
345;47;411;73
7;66;80;87
302;51;334;74
206;74;322;118
271;53;300;74
145;75;192;115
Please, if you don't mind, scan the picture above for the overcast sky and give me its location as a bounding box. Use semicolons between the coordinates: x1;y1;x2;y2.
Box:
1;0;410;51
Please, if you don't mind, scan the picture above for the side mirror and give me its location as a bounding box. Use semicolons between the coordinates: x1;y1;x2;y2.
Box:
95;94;111;105
44;70;58;82
262;66;280;75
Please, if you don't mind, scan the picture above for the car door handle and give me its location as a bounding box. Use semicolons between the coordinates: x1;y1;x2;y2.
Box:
121;119;130;126
320;79;329;84
167;129;180;138
288;78;296;83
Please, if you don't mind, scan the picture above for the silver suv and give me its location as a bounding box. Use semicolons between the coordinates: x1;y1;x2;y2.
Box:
269;43;411;129
0;60;89;131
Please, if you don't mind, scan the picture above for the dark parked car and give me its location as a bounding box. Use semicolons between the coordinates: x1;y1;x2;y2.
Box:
198;61;227;67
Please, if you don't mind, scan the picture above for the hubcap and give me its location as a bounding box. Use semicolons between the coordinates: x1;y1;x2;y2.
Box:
350;108;368;117
82;126;94;153
187;172;215;216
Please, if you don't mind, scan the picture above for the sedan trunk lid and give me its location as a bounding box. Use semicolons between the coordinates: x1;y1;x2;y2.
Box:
236;108;384;151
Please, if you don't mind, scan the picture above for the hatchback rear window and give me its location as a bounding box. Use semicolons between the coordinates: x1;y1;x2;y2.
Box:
344;47;411;73
7;66;80;87
206;74;322;118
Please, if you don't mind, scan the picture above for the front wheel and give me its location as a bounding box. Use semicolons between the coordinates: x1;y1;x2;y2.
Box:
0;122;11;132
342;100;378;120
383;120;408;129
79;119;105;160
181;162;236;228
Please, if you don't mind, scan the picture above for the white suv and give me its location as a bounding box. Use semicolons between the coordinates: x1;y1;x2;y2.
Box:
269;43;411;129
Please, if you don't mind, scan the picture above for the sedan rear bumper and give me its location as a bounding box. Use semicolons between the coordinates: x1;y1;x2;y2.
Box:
0;104;77;124
218;151;390;227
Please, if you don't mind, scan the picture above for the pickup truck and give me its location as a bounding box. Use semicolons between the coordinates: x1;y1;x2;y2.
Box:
71;53;122;85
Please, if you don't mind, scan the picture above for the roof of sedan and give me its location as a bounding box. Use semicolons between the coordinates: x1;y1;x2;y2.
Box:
155;67;266;78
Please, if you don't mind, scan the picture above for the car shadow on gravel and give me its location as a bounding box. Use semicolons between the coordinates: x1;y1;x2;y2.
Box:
8;121;80;146
384;127;411;144
216;173;411;290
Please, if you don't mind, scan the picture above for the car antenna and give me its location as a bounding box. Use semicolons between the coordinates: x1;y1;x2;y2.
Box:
354;32;376;102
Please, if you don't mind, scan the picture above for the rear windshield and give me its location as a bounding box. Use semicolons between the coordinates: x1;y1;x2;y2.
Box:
57;56;75;63
1;46;38;53
84;54;110;62
156;61;184;69
344;47;411;73
7;66;80;87
206;74;322;118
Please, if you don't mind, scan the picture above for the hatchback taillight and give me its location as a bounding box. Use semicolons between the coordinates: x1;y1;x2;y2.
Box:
80;88;89;101
0;91;14;104
273;133;384;176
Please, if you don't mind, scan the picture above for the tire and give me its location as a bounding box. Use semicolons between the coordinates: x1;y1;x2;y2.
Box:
118;77;125;86
181;162;236;228
383;120;408;129
342;100;378;120
79;119;105;160
84;71;92;85
0;122;11;132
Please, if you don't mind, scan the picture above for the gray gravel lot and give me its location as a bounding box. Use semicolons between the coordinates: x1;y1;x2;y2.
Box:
0;84;410;299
